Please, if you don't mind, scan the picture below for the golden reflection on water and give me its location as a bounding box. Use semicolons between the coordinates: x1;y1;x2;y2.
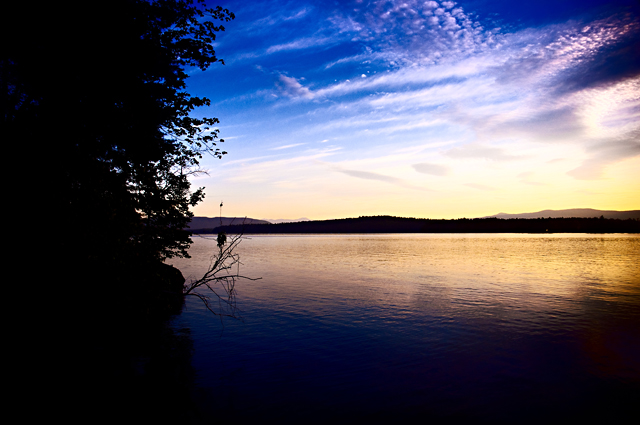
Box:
257;234;634;286
176;233;640;318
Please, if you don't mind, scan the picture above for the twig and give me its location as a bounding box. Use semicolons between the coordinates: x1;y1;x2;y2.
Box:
183;221;260;321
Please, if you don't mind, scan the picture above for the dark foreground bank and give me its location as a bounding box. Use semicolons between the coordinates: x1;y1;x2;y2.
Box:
44;260;211;425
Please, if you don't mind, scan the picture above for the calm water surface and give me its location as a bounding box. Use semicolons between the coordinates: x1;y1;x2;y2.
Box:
169;234;640;423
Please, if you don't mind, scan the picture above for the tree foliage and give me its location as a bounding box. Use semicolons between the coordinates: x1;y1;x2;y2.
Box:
2;0;234;316
4;0;232;254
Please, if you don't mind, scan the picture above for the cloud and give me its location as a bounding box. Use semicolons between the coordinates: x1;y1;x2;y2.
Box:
330;0;497;66
551;19;640;94
266;36;334;54
271;143;306;150
333;166;431;191
337;168;403;184
445;144;524;161
480;106;586;143
484;15;640;96
224;148;342;183
412;162;450;176
274;74;313;98
567;132;640;179
323;52;371;69
240;7;312;35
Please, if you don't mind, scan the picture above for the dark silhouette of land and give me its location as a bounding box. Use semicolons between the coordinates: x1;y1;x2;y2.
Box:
188;216;270;232
202;215;640;234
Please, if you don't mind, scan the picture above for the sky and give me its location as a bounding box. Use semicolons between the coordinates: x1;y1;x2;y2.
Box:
186;0;640;220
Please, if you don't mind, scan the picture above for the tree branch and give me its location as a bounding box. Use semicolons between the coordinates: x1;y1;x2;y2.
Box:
183;227;260;320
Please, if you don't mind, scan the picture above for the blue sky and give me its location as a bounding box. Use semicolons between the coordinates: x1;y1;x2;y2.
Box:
186;0;639;220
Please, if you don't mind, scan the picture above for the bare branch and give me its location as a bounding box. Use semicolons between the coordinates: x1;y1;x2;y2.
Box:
183;224;260;321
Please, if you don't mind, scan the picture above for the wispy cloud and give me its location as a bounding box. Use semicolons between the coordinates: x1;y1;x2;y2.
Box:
335;168;404;184
271;143;306;150
238;6;312;35
445;144;525;161
224;148;342;184
333;166;432;191
266;35;335;54
412;163;450;176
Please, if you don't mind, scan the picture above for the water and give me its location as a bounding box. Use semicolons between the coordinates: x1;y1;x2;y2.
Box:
169;234;640;423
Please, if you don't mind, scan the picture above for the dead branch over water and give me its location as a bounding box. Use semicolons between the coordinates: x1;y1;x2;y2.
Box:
183;232;261;321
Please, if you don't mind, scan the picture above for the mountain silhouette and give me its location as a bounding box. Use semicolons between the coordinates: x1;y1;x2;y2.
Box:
485;209;639;220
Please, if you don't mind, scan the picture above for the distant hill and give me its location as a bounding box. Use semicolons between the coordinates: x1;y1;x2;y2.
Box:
485;209;640;220
263;218;310;224
187;217;270;232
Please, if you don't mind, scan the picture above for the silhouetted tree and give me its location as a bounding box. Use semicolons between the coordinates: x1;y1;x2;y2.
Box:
2;0;234;319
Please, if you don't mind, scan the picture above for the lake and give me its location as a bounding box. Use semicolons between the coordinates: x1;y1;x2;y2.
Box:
168;234;640;423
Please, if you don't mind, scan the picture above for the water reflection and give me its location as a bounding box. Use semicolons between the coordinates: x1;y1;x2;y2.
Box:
170;234;639;423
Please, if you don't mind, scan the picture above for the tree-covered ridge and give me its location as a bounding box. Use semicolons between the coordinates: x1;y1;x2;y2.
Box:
210;216;640;234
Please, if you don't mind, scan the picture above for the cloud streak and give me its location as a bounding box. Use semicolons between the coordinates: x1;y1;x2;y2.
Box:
333;166;432;191
412;163;450;176
445;144;525;161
